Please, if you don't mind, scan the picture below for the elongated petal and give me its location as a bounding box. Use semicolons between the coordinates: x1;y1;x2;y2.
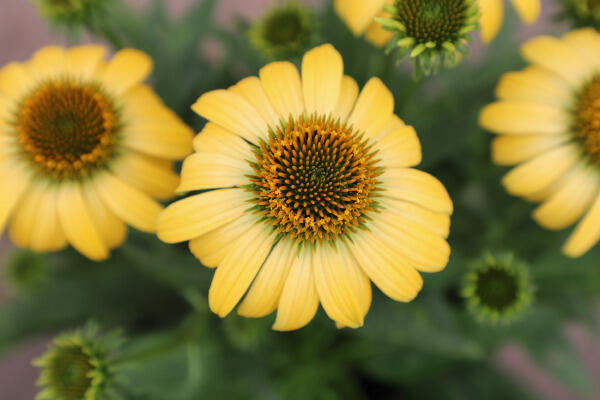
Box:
562;28;600;69
381;197;451;238
0;163;30;234
479;0;504;43
177;152;252;192
492;134;568;166
57;183;108;261
259;61;304;119
111;152;179;200
123;116;193;160
192;122;254;159
65;45;106;80
237;239;297;317
479;101;570;135
334;0;388;35
533;165;599;230
157;188;249;243
333;76;359;121
192;90;267;144
376;125;422;168
302;44;343;116
348;78;394;136
381;168;453;214
100;48;153;95
273;249;319;331
495;67;572;108
29;46;66;80
0;63;35;98
563;193;600;257
502;144;579;197
510;0;540;23
9;183;46;249
229;76;280;129
365;20;394;47
208;224;276;317
83;184;127;249
95;173;163;233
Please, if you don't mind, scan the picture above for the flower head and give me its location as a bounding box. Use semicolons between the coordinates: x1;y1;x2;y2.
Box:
157;44;453;331
34;0;108;28
560;0;600;29
376;0;480;77
462;253;533;324
0;46;193;260
479;0;541;43
249;2;317;61
480;28;600;257
33;323;124;400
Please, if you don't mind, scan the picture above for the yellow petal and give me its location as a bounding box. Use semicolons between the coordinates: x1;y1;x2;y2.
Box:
510;0;540;23
349;230;423;302
533;165;599;230
365;20;394;47
57;182;108;261
259;61;304;119
111;152;179;200
123;114;193;160
371;213;451;273
208;223;276;317
491;134;568;166
524;165;574;203
27;185;67;252
381;196;451;238
563;193;600;257
562;28;600;70
95;173;163;233
177;152;251;192
334;0;387;35
192;122;254;159
0;163;29;235
521;36;593;86
495;67;572;108
313;244;369;328
83;184;127;249
376;125;422;168
348;78;394;136
65;45;107;80
229;76;280;129
192;89;268;144
189;213;258;268
502;144;580;197
237;239;297;317
9;183;46;249
0;63;35;99
381;168;453;214
479;101;570;135
333;76;359;121
371;114;406;140
29;46;66;81
100;48;153;95
479;0;504;43
157;188;249;243
273;249;319;331
302;44;344;116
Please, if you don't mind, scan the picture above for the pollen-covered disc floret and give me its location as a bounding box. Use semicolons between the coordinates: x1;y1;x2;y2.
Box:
462;253;533;325
249;115;382;243
14;79;120;180
377;0;478;77
574;76;600;164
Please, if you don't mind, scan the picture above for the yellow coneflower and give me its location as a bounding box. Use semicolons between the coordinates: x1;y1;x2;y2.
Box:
157;44;453;331
0;46;193;260
480;28;600;257
479;0;541;43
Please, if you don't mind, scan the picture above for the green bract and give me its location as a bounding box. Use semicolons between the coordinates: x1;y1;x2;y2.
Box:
560;0;600;28
376;0;479;78
34;0;107;28
462;253;533;325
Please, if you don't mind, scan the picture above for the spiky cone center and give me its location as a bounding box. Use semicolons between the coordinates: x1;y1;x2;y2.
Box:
474;267;519;311
13;77;121;181
46;345;94;400
248;114;383;244
395;0;470;45
574;75;600;164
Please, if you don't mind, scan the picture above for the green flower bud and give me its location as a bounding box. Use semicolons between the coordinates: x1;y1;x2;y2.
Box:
559;0;600;28
3;250;48;293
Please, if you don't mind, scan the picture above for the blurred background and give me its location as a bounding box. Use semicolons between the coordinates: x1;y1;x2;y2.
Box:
1;0;599;399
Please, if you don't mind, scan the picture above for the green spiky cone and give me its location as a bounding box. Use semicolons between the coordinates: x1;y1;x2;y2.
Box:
462;253;534;325
376;0;479;79
559;0;600;28
33;323;126;400
248;1;318;61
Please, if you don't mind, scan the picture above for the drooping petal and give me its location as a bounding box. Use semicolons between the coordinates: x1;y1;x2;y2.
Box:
479;0;504;43
208;223;276;317
0;163;30;235
83;184;128;249
302;44;344;116
510;0;540;23
563;193;600;257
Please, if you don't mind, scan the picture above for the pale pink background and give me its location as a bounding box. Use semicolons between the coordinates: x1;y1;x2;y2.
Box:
0;1;599;399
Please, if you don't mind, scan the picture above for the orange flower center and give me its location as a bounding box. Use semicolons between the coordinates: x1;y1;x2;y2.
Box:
14;78;120;180
248;115;383;244
574;77;600;163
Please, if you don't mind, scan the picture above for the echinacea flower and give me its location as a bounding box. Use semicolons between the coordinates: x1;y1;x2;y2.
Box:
480;28;600;257
157;44;453;331
479;0;541;43
462;253;533;324
249;1;317;61
0;46;193;260
33;323;124;400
